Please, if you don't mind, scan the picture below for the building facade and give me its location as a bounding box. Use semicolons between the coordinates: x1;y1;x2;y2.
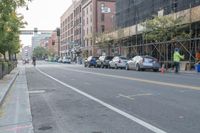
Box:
60;4;74;57
32;33;51;50
47;31;60;57
116;0;200;28
81;0;116;56
22;46;32;60
40;37;49;49
73;0;82;46
96;0;200;66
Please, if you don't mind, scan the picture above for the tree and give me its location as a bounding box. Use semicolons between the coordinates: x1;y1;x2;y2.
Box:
32;47;48;59
142;15;190;43
0;0;29;60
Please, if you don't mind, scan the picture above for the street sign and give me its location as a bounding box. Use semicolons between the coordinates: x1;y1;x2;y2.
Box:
20;30;34;35
20;30;53;35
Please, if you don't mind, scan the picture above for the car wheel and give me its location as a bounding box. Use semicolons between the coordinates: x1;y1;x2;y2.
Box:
126;64;129;70
101;64;104;68
136;64;140;71
115;64;118;69
153;69;159;72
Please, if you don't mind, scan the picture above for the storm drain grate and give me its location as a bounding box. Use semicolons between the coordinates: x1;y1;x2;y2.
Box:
38;126;52;131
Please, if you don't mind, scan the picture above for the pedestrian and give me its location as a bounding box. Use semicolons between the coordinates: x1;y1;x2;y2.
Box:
195;49;200;64
173;48;184;73
32;56;36;67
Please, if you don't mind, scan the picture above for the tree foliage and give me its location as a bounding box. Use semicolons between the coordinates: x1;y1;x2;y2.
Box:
0;0;29;60
32;46;48;59
142;15;190;43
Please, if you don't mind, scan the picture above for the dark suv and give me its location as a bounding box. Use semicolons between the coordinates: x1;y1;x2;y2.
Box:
96;56;114;68
84;56;99;67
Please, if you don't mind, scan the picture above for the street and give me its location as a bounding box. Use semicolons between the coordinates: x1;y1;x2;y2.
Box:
25;61;200;133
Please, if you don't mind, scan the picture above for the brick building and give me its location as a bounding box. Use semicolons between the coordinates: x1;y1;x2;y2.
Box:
48;31;60;57
60;4;74;57
81;0;116;56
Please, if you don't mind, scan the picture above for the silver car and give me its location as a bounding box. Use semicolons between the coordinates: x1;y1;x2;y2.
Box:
126;55;160;72
109;56;128;69
62;56;71;64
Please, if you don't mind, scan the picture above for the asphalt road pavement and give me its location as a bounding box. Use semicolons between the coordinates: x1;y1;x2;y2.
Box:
25;62;200;133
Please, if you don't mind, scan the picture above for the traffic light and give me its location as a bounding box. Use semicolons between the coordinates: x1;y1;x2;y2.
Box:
34;28;38;33
56;28;60;36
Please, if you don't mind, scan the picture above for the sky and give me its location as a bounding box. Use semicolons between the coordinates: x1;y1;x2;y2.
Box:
18;0;72;47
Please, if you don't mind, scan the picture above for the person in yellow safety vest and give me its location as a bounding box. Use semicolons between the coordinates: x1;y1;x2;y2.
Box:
173;48;184;73
195;49;200;64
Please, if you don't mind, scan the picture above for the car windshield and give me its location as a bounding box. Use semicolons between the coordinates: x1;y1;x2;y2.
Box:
120;57;127;60
93;57;99;60
106;56;113;60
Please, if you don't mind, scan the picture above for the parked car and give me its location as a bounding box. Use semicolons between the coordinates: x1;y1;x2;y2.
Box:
126;55;160;71
62;56;71;64
96;56;114;68
84;56;99;67
53;56;60;62
25;58;29;64
23;58;29;64
109;56;128;69
58;57;62;63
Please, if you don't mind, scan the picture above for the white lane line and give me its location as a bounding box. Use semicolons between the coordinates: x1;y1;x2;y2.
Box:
36;68;167;133
59;68;200;91
28;90;46;94
117;93;153;100
117;94;135;100
130;93;153;97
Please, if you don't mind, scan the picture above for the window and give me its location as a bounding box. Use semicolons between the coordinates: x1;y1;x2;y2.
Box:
171;0;178;12
83;19;85;26
101;25;105;32
71;21;73;27
90;4;92;11
90;26;92;33
71;29;73;34
101;13;105;22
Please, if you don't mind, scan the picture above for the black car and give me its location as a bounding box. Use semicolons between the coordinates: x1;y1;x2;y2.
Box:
84;56;99;67
96;56;114;68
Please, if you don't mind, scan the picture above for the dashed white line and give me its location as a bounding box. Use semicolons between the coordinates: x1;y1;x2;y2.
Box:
37;68;167;133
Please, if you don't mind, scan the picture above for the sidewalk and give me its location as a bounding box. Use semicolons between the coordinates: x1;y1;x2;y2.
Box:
162;68;199;74
0;68;19;106
0;65;33;133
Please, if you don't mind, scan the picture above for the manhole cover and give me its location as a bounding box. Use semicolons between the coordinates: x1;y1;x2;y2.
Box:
38;126;52;131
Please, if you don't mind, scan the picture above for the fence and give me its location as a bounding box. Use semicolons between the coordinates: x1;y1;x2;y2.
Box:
0;61;17;79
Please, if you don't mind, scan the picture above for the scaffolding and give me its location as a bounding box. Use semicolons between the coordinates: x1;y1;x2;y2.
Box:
94;1;200;70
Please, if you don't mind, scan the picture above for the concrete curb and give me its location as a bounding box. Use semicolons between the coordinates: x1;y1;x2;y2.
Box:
0;69;20;107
